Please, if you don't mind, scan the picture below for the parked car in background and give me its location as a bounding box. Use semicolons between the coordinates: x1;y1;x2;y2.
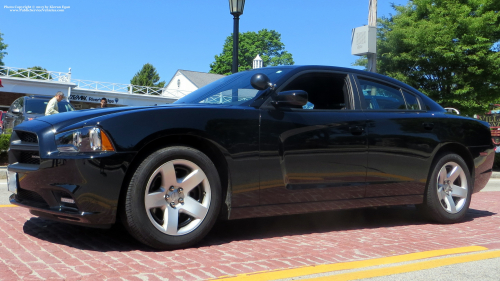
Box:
7;65;494;250
3;95;74;133
0;111;6;134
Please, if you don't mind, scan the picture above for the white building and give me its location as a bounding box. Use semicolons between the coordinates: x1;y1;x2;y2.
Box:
164;70;225;98
0;67;226;110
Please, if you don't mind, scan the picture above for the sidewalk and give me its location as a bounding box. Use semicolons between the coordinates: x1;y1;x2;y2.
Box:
490;171;500;178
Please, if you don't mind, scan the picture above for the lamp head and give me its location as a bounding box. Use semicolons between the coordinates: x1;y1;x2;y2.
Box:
229;0;245;16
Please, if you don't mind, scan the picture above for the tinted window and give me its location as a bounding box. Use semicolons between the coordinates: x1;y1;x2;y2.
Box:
25;99;75;114
402;91;420;110
58;102;75;113
281;72;351;110
10;98;22;112
359;79;405;110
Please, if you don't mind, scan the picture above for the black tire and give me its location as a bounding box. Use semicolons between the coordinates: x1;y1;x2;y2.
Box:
419;153;472;224
122;146;221;250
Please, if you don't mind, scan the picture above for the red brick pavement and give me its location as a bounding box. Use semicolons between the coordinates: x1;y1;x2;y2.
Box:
1;192;499;280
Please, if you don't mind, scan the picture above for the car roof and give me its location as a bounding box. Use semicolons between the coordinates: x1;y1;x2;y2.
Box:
26;95;51;100
256;65;416;90
251;65;444;112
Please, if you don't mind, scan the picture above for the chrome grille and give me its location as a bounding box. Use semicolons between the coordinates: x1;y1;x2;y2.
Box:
16;131;38;143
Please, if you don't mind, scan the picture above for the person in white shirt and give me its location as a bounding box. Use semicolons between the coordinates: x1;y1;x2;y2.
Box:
45;92;65;116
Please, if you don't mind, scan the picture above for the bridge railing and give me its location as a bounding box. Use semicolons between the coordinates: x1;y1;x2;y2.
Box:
0;66;190;99
0;66;71;82
72;79;188;99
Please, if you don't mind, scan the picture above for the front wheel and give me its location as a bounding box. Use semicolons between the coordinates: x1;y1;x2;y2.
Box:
419;153;472;224
122;146;221;250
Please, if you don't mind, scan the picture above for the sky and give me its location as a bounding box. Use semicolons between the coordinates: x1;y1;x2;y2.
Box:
1;0;407;85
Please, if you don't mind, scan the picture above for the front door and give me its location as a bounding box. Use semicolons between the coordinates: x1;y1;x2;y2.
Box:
259;71;368;205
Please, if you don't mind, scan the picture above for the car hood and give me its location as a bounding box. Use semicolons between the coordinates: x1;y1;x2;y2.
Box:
28;104;230;132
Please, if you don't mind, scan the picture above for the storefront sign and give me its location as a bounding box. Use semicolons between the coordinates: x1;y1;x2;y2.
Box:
475;114;500;152
69;95;119;104
475;114;500;128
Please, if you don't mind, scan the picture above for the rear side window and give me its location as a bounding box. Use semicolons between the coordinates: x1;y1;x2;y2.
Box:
402;91;420;110
358;79;406;110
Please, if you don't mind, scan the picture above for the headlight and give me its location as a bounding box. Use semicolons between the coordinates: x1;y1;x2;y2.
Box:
55;126;115;152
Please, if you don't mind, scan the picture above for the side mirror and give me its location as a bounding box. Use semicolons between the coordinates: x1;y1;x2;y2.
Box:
273;90;308;107
444;107;460;115
251;73;272;90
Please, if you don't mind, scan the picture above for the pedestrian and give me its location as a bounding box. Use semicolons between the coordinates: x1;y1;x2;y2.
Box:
100;97;108;108
45;91;65;115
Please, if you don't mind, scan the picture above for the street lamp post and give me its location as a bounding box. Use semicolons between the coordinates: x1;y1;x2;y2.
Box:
229;0;245;74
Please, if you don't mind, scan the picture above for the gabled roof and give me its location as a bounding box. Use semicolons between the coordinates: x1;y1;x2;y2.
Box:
178;70;225;88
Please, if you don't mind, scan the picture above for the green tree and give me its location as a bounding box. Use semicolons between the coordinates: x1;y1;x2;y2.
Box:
11;66;52;79
210;29;294;75
354;0;500;116
7;66;52;80
130;63;165;95
0;30;7;67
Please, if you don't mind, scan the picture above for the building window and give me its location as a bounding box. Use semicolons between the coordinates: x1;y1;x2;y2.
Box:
177;79;180;88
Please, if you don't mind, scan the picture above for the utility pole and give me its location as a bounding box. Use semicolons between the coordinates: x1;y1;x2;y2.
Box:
351;1;377;73
367;0;377;73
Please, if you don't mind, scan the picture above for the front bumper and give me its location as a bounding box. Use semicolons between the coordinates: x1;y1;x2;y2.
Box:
8;154;135;228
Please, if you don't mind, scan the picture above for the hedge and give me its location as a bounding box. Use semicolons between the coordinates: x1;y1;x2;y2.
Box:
0;134;11;152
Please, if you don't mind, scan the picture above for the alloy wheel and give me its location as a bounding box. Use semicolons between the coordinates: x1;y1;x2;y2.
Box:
436;161;468;214
144;159;211;236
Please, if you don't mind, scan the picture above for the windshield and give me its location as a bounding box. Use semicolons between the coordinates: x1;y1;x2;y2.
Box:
174;68;291;105
25;99;75;114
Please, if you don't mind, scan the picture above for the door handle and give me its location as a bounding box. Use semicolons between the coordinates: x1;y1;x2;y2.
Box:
423;122;434;130
349;126;364;135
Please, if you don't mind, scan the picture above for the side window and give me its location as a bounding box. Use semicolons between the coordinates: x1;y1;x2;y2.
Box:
58;102;75;113
18;98;24;112
359;78;406;110
281;72;351;110
402;91;420;110
10;98;22;112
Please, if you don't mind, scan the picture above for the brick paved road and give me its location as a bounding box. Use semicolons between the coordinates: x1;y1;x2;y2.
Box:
0;192;499;280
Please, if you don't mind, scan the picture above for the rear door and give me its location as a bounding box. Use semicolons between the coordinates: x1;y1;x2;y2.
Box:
353;75;440;197
259;71;368;205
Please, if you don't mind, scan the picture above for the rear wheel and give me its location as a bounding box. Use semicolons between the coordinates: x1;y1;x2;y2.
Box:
123;146;221;250
419;153;472;223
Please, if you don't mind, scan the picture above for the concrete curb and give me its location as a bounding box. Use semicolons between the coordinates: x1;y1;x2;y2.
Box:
0;167;6;179
491;171;500;179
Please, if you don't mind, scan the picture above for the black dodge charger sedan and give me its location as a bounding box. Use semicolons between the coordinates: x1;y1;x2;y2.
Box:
7;65;494;250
